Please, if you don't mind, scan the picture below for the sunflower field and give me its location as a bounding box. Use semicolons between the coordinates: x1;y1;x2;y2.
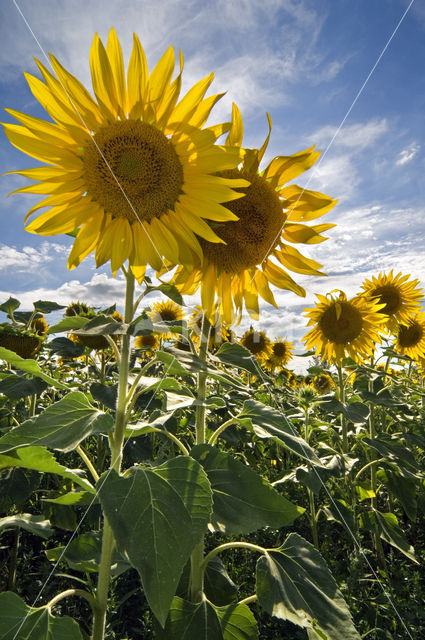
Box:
1;29;424;640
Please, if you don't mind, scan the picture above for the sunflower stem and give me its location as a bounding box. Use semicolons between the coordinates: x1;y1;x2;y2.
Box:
189;314;209;603
337;365;348;453
304;407;319;549
91;269;135;640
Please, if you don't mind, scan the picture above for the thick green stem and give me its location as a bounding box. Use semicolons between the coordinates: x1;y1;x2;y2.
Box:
47;588;96;614
201;542;266;571
7;527;20;591
337;365;348;453
91;270;135;640
208;417;238;446
303;408;319;549
77;445;100;483
189;315;209;602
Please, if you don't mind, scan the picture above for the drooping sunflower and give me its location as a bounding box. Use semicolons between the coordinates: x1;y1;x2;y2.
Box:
171;103;337;323
31;315;49;336
359;271;423;332
240;328;272;359
303;290;386;365
262;337;294;371
312;373;334;394
3;29;247;279
394;312;425;360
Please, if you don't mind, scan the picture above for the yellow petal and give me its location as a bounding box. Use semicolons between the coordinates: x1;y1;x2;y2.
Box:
10;177;84;196
174;203;225;244
2;122;79;166
5;109;77;147
254;271;278;308
24;192;82;222
171;73;214;124
283;222;336;244
264;147;320;186
106;28;127;117
186;93;225;129
149;217;180;265
201;263;217;321
226;102;243;147
110;217;133;274
178;194;239;222
274;244;325;276
149;46;175;113
68;210;105;269
5;166;80;182
90;33;118;119
127;33;149;119
133;221;163;271
26;200;89;235
263;261;305;297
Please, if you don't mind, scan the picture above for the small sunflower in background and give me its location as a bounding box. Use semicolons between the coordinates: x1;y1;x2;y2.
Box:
65;302;93;317
134;333;160;357
4;28;247;280
394;312;425;360
147;300;186;339
66;303;123;350
188;306;234;351
240;328;272;360
312;373;334;394
172;103;337;324
31;315;49;336
262;337;294;372
303;290;386;365
359;271;423;332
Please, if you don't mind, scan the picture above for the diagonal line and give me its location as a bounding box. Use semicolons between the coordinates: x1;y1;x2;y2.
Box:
235;346;414;638
12;0;167;269
251;0;416;282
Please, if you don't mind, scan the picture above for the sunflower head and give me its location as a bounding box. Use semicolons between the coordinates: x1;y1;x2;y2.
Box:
4;29;247;279
147;299;186;339
240;328;272;358
65;302;93;317
303;290;386;365
394;312;425;361
171;103;337;324
188;306;233;351
262;337;294;371
312;373;334;394
359;271;423;332
31;315;49;336
134;333;160;356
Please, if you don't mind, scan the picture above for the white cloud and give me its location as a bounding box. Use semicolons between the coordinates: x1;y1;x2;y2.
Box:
0;242;66;271
395;143;420;166
309;118;388;151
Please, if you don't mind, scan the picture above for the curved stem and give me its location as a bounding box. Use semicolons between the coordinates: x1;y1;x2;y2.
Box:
104;335;121;366
238;595;257;606
47;588;96;614
201;542;267;572
131;426;189;456
354;458;385;482
76;445;100;483
208;417;238;446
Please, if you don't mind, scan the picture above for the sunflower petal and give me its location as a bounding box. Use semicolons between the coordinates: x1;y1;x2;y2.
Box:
127;33;149;119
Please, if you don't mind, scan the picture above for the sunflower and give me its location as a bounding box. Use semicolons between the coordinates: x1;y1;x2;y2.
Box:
134;333;160;357
240;328;272;359
147;299;185;338
31;315;49;336
171;103;337;323
3;29;247;279
359;271;423;332
303;290;386;365
394;312;425;360
312;373;334;394
262;337;294;371
188;306;232;350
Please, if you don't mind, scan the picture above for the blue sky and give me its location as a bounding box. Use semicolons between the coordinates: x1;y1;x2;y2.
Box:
0;0;424;363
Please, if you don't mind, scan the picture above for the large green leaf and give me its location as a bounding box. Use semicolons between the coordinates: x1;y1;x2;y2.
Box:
0;591;83;639
239;400;321;465
212;343;268;378
45;530;130;576
156;597;258;640
97;459;212;626
46;338;85;358
191;444;303;534
0;374;47;399
0;446;95;492
155;348;246;389
256;533;360;639
0;513;54;538
0;297;20;315
359;509;417;562
73;315;127;336
0;392;113;453
33;300;66;314
363;436;422;478
0;347;68;389
204;557;238;606
47;317;89;335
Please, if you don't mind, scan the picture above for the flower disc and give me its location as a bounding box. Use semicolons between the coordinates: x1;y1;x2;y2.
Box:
395;313;425;360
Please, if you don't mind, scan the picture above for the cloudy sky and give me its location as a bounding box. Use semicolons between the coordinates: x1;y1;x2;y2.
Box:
0;0;424;364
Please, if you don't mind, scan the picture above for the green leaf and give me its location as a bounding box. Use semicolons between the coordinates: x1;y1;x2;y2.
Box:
33;300;66;314
204;557;237;606
0;468;40;511
0;391;113;454
0;513;54;538
73;315;127;336
0;347;68;389
0;374;47;399
147;283;185;306
379;470;417;521
47;317;89;335
0;591;84;639
0;297;20;315
97;459;212;625
343;401;370;423
43;490;96;506
323;499;356;538
46;338;85;358
191;444;303;534
45;530;130;576
90;382;117;410
239;400;321;465
0;446;95;492
256;533;360;639
359;509;417;562
213;343;269;378
363;436;422;479
155;348;246;389
157;597;258;640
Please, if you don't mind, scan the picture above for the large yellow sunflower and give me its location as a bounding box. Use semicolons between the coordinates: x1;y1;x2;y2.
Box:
147;299;186;338
171;103;337;323
3;29;247;279
359;271;423;332
240;328;272;359
262;337;294;371
303;290;386;365
394;312;425;360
